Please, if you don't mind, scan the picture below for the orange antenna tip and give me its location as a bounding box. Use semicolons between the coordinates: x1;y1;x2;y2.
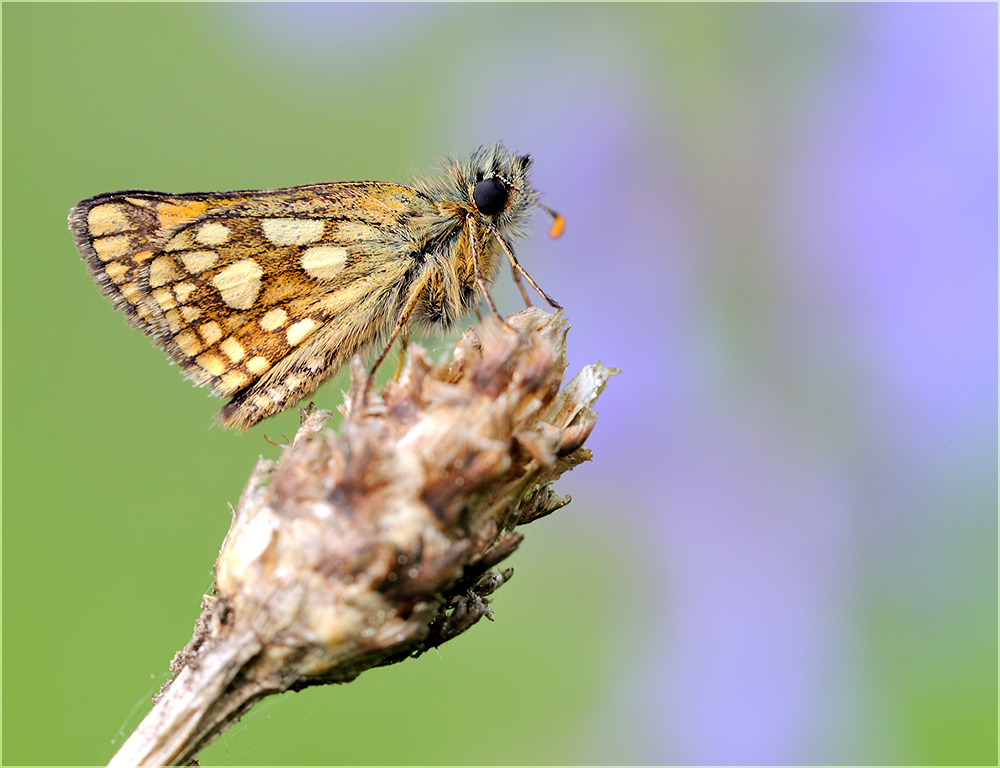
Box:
537;202;565;239
548;213;565;239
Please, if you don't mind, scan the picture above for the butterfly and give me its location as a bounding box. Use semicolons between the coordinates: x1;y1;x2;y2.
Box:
69;143;563;431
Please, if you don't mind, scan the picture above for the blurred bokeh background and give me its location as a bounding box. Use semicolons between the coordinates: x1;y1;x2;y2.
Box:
4;4;996;765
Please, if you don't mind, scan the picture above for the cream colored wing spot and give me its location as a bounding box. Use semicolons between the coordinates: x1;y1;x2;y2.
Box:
120;282;141;304
180;305;203;323
253;393;274;410
174;282;197;303
88;203;132;236
211;259;263;310
286;318;319;346
105;261;130;284
135;299;156;322
220;337;246;363
259;308;288;332
220;370;251;395
175;329;202;357
261;218;325;246
153;287;177;311
199;320;223;347
196;352;226;377
196;221;231;246
164;230;196;252
301;245;348;281
92;234;133;262
180;250;219;274
333;221;383;241
164;309;184;333
149;256;184;288
246;356;271;375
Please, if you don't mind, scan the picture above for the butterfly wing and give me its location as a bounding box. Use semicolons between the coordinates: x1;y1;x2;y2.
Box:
70;181;439;429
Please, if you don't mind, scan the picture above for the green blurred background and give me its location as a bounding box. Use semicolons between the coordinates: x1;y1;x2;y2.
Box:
3;3;996;765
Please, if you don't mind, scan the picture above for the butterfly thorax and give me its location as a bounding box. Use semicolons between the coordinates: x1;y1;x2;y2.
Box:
409;214;504;330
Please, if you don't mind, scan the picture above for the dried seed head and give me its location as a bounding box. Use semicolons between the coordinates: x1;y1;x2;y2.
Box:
116;308;615;767
214;308;615;684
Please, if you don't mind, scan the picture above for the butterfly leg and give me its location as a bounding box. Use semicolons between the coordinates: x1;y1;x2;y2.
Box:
487;221;562;311
511;264;533;307
393;327;411;380
467;215;506;322
364;290;423;398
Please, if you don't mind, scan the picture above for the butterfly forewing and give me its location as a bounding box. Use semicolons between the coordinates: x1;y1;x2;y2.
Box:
70;183;436;426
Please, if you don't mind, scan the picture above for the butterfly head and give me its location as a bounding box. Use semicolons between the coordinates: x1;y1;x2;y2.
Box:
466;144;564;240
462;144;537;238
418;143;561;241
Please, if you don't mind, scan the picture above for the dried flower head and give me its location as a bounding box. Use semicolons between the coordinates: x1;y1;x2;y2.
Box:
110;308;616;767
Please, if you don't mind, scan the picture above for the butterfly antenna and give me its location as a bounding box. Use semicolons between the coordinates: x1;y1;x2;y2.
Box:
537;202;565;239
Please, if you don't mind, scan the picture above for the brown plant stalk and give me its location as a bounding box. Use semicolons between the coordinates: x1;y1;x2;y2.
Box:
108;308;617;767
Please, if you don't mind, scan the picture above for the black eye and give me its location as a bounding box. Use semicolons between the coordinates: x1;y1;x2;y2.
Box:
473;178;508;216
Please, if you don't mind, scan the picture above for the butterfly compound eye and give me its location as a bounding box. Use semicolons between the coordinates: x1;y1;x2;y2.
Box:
473;178;508;216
